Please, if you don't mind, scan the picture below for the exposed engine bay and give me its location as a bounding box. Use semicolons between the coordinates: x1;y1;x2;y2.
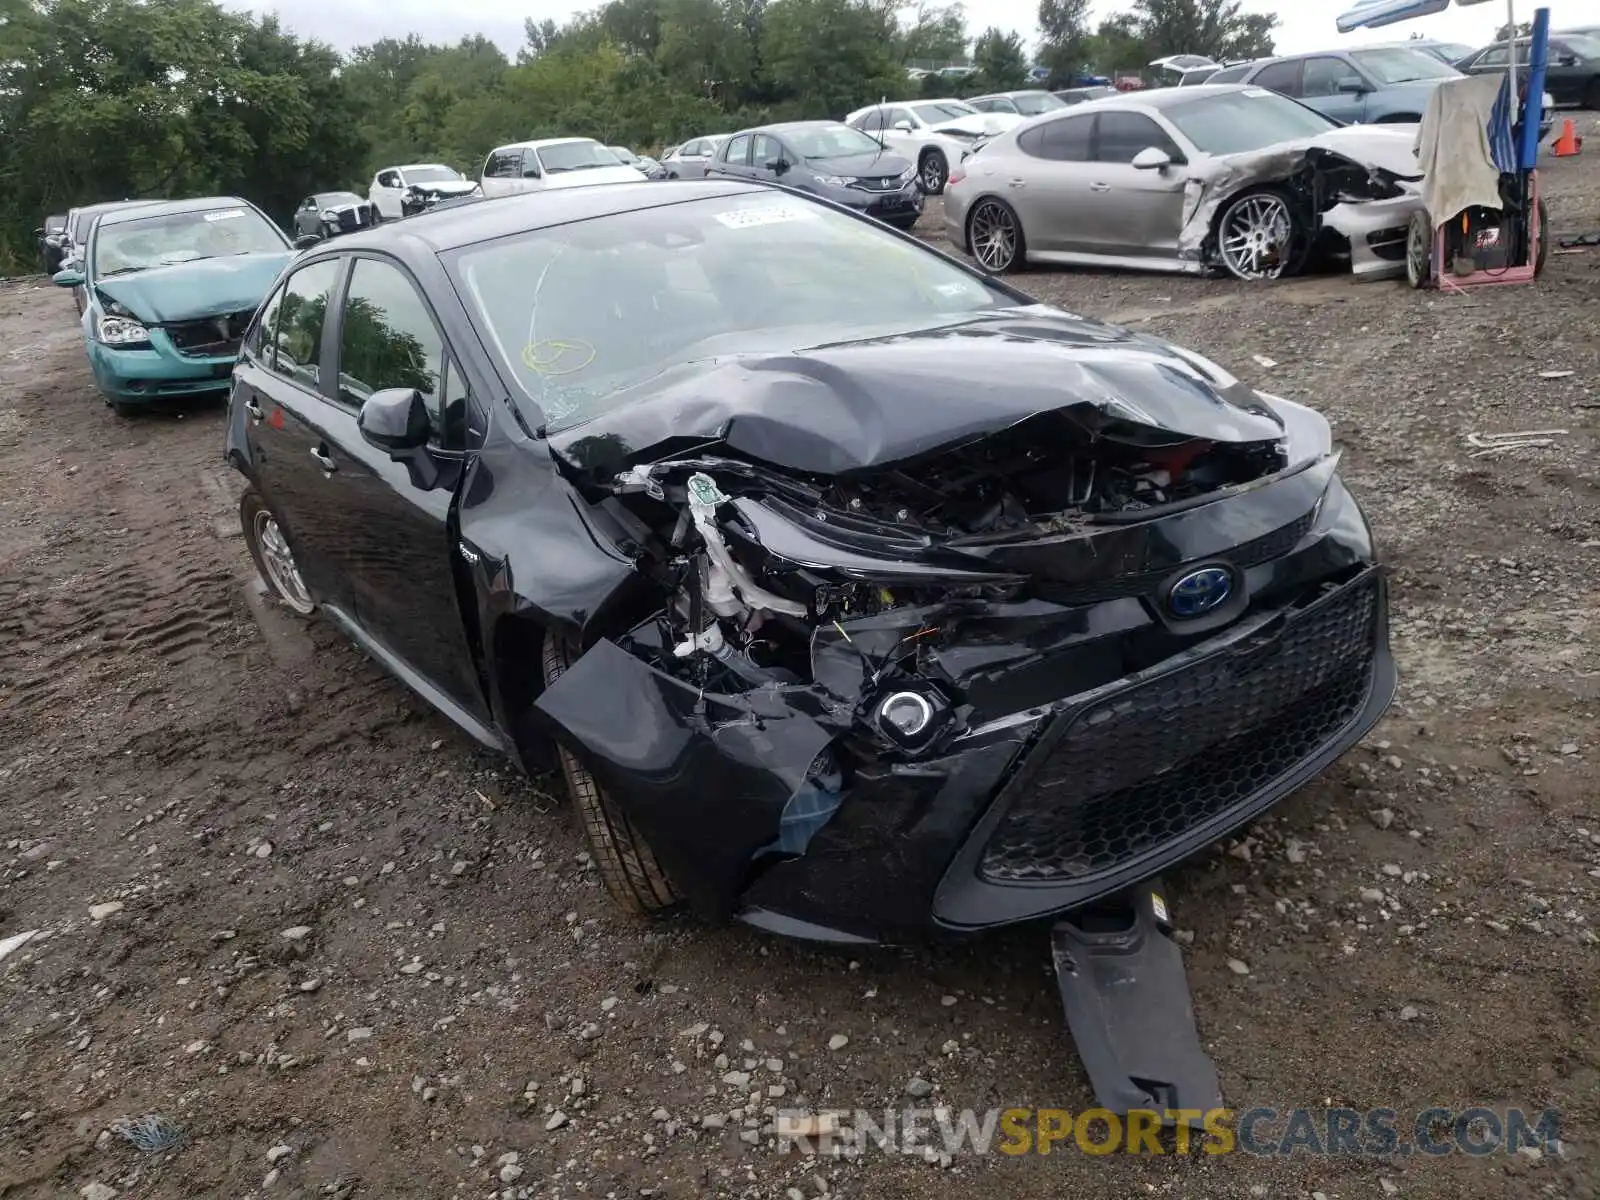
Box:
578;406;1292;771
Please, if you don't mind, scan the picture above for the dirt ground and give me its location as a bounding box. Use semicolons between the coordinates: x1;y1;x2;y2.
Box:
3;133;1600;1200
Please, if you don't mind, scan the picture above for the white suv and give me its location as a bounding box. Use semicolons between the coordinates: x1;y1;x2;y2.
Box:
845;100;1021;194
478;139;647;197
368;164;480;220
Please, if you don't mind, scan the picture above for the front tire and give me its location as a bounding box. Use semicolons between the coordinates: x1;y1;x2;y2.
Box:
240;488;315;615
542;633;681;916
918;148;948;195
1535;196;1550;277
967;197;1024;272
1405;209;1432;289
1216;187;1310;281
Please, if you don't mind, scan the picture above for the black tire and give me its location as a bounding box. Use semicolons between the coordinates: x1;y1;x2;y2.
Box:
918;148;948;195
108;397;138;419
1405;209;1432;289
542;632;681;915
239;488;316;615
1585;78;1600;113
1375;113;1421;124
966;196;1025;272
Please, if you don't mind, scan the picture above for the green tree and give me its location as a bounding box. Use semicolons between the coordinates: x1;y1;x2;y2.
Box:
1036;0;1091;84
762;0;902;117
897;2;968;66
1132;0;1278;62
1085;12;1147;76
972;25;1028;89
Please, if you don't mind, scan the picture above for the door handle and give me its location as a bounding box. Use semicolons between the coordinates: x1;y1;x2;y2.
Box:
244;397;263;420
1007;178;1026;188
1089;182;1112;192
310;446;336;473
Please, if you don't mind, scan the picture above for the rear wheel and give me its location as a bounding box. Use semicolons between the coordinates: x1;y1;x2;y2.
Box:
240;488;315;615
918;148;948;195
542;632;681;915
1405;209;1433;289
1584;78;1600;112
967;197;1024;272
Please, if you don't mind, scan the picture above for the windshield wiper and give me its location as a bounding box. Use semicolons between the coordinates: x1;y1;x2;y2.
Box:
97;266;145;277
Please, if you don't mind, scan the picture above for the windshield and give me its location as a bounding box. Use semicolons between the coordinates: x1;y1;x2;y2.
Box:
1165;88;1337;155
92;207;288;277
405;166;461;184
450;192;1011;432
787;125;886;158
912;101;976;123
609;146;640;163
1349;47;1461;83
1012;91;1066;114
536;141;625;173
317;193;363;207
1430;42;1473;62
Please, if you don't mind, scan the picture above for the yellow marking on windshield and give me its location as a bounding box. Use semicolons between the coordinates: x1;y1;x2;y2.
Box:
523;338;596;376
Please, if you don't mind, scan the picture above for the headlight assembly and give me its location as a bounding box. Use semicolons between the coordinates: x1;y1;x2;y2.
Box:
97;314;150;347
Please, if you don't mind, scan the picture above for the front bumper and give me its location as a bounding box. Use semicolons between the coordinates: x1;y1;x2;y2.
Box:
87;334;236;404
540;463;1397;944
835;182;924;225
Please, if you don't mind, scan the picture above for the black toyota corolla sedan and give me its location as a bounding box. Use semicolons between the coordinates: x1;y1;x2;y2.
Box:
225;180;1396;945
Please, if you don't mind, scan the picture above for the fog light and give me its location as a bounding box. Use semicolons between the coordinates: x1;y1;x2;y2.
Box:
877;690;934;739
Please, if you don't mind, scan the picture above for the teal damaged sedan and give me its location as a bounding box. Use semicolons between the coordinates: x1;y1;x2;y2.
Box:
53;196;294;416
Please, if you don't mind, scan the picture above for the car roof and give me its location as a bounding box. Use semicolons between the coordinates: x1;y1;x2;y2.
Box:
393;163;453;171
493;137;600;152
97;196;261;229
744;120;852;134
1075;83;1273;111
973;89;1053;99
318;179;769;255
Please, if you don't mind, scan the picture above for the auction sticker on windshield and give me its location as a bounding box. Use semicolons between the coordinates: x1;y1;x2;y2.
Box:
204;209;248;221
713;203;821;230
1242;88;1273;98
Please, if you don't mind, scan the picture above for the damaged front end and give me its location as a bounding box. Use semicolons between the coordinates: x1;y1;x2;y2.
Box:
532;326;1396;944
1182;128;1425;282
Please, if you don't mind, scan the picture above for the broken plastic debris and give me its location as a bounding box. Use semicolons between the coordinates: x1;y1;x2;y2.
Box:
110;1114;185;1153
0;929;40;964
1465;429;1569;458
1252;355;1278;369
1537;369;1575;379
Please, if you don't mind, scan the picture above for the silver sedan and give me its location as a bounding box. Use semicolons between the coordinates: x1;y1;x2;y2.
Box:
943;84;1425;282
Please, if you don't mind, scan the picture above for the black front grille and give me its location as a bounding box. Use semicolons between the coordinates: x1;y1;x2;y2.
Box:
850;176;904;192
1031;508;1317;607
336;208;361;231
164;310;252;359
979;572;1379;884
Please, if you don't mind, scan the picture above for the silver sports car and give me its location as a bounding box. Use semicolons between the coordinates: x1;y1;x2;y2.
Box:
943;83;1425;282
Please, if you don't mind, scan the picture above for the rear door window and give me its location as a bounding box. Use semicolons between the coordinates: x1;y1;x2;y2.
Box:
1018;114;1093;161
269;259;341;391
1251;60;1303;96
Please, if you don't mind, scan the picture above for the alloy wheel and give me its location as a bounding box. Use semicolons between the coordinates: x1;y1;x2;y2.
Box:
1218;193;1298;280
920;153;947;194
970;200;1019;271
253;510;315;614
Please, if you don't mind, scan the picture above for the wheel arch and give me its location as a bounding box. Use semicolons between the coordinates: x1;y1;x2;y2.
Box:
962;191;1025;263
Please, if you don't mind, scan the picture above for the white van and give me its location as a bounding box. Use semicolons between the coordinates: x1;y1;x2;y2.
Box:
478;138;648;197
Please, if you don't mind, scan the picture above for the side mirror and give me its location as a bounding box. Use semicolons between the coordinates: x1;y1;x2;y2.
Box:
52;266;84;287
1131;146;1173;170
33;227;44;238
293;233;323;250
1558;53;1578;67
892;120;915;133
768;159;789;175
359;387;430;453
1337;77;1369;94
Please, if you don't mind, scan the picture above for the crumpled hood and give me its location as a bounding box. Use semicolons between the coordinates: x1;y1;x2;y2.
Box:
95;252;293;323
544;165;649;189
549;308;1285;478
1270;124;1423;179
410;180;480;197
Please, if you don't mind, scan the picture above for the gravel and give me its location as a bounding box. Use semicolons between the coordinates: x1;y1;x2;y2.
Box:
3;133;1598;1199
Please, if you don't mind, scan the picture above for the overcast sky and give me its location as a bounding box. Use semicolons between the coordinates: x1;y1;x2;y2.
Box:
230;0;1600;59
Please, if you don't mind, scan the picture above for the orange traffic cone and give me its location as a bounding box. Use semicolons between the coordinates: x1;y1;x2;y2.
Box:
1552;119;1581;157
